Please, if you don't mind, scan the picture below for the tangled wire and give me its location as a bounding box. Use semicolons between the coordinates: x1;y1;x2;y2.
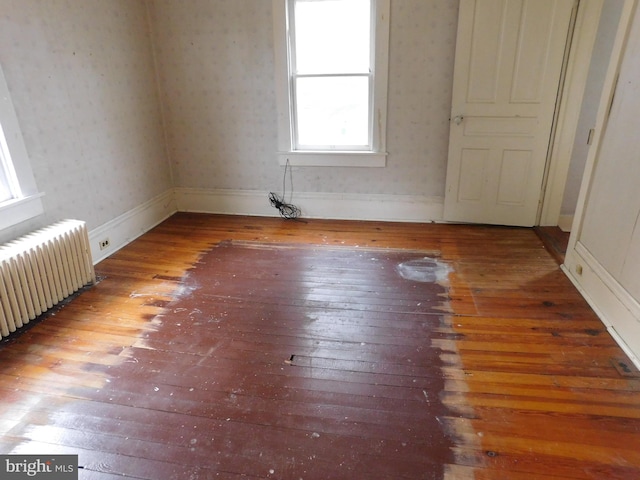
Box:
268;192;301;220
269;159;301;220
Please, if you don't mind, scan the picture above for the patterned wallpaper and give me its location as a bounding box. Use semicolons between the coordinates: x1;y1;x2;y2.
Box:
150;0;459;196
1;0;460;244
0;0;172;239
149;0;280;191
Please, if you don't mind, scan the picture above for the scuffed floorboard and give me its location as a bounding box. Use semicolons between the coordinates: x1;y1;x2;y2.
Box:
0;213;638;479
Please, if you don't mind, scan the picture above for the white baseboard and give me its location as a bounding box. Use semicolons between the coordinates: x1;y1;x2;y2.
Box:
563;242;640;370
88;188;443;265
174;187;445;223
89;189;177;264
557;214;574;232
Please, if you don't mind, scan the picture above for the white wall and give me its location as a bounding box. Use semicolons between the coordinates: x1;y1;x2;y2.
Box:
7;0;616;241
149;1;458;213
560;0;624;220
0;0;173;244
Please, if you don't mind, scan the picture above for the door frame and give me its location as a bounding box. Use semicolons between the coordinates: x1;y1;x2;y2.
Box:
539;0;604;229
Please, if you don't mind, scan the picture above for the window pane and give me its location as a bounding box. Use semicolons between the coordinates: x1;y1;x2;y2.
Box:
0;125;15;203
0;173;11;203
294;0;371;74
295;76;369;147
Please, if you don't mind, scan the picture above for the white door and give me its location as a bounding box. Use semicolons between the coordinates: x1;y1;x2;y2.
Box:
444;0;576;226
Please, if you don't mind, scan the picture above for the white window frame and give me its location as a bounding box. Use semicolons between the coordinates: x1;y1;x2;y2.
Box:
0;63;44;231
273;0;390;167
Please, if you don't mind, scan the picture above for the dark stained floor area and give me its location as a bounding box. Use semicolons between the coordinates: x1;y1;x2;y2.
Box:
534;226;571;265
1;213;639;479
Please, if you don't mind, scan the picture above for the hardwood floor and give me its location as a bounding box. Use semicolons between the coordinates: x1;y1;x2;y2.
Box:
534;226;571;265
1;213;639;479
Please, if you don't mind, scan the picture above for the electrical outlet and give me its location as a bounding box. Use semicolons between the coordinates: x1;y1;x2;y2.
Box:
99;238;110;250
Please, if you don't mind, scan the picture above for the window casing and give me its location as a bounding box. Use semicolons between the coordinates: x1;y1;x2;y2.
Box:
0;128;17;203
273;0;390;167
0;64;43;231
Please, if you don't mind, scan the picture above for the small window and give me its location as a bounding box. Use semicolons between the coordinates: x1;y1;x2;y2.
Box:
0;64;44;231
0;124;21;203
0;160;13;204
273;0;390;167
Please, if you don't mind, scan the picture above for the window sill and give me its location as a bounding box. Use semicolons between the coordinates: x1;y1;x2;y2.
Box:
0;193;45;231
277;151;387;167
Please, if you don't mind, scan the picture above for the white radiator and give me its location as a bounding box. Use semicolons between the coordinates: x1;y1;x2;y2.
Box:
0;219;95;337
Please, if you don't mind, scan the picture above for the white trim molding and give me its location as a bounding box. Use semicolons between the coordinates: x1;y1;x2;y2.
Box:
540;0;604;227
0;63;44;229
272;0;390;168
564;242;640;369
175;187;444;223
89;189;177;264
0;193;44;231
84;187;446;266
277;151;387;168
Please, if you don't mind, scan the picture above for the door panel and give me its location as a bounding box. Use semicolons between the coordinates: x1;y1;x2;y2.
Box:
458;149;489;202
511;1;558;102
444;0;576;226
466;1;507;102
497;150;531;205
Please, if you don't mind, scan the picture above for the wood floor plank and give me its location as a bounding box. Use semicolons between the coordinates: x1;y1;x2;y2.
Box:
1;213;639;479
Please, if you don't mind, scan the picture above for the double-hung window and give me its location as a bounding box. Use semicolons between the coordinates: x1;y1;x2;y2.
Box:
0;64;43;231
273;0;390;167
